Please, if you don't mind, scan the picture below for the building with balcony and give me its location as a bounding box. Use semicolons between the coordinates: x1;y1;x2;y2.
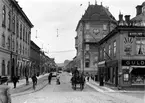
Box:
75;2;117;76
98;4;145;87
0;0;33;78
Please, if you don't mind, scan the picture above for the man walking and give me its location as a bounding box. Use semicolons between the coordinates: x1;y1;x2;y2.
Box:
48;72;52;84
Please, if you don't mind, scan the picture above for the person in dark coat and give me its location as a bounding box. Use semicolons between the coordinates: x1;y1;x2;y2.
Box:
32;74;37;85
48;73;52;84
12;76;19;88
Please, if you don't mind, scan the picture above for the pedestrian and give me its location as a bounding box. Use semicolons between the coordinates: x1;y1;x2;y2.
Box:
25;75;29;85
87;76;89;82
56;73;60;85
31;74;37;89
12;76;19;88
48;72;52;84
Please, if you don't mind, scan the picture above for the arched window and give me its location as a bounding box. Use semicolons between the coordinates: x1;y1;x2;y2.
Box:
2;5;6;27
2;60;5;76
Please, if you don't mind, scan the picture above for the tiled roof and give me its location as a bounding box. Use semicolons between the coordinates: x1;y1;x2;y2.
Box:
81;4;116;21
131;13;145;21
76;4;117;31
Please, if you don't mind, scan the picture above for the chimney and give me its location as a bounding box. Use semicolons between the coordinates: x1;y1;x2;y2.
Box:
136;5;142;16
119;13;123;21
125;15;130;26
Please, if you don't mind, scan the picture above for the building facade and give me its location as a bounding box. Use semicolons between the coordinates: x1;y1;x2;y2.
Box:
0;0;33;78
30;41;40;76
75;2;117;76
98;8;145;87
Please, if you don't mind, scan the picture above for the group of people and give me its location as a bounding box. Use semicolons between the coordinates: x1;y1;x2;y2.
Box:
48;72;60;85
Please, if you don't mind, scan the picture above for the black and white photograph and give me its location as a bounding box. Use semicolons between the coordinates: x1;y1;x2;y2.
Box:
0;0;144;103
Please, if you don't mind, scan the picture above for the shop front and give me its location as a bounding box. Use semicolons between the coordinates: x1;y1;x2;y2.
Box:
105;60;118;87
98;61;106;81
121;60;145;86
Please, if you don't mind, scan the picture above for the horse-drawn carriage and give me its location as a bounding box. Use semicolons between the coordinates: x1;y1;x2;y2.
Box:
71;70;85;90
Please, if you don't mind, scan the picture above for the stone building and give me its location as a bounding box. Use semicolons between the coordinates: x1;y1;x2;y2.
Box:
0;0;33;78
97;2;145;88
75;2;117;76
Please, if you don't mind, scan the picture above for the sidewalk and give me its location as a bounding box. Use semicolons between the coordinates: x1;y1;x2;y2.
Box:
8;73;49;89
87;79;145;93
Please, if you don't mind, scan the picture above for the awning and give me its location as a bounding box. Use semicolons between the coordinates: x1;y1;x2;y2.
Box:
98;61;105;67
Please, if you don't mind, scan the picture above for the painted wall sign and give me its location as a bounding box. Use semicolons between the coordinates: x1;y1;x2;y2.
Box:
128;32;145;37
122;60;145;66
124;37;133;55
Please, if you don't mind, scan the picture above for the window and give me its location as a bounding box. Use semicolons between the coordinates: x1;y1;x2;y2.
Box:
12;39;15;51
2;33;5;47
16;41;18;53
113;41;116;56
136;37;145;55
20;44;21;54
20;24;22;39
23;26;25;41
12;16;15;33
142;6;145;13
8;11;11;30
103;24;107;30
85;44;89;51
16;20;19;37
7;36;10;50
103;47;106;59
26;31;27;43
85;60;90;68
2;60;5;75
100;48;102;60
109;44;111;56
2;5;6;27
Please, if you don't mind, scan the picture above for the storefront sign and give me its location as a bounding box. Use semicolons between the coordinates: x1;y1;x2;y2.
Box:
124;37;133;55
128;32;145;37
122;60;145;66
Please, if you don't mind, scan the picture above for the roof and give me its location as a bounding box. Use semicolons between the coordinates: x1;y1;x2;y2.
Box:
131;12;145;21
98;26;145;45
76;4;117;31
11;0;34;28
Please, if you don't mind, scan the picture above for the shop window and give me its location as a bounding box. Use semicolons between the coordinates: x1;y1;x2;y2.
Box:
2;5;6;27
123;74;129;81
136;37;145;55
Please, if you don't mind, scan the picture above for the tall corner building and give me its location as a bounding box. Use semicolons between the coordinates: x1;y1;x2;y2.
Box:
75;3;117;76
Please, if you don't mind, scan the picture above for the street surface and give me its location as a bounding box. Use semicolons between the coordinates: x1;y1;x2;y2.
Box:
11;72;144;103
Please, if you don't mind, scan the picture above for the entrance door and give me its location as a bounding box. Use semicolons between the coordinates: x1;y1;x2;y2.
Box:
115;67;118;87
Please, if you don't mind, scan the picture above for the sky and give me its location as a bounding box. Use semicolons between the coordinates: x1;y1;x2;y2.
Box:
16;0;144;63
